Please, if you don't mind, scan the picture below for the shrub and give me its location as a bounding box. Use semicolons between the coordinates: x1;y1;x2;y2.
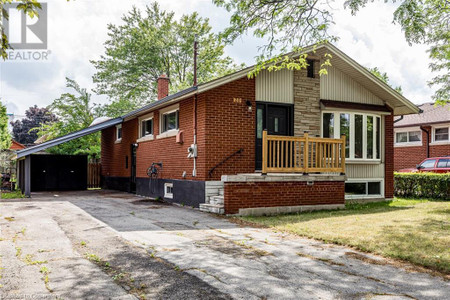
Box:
394;172;449;200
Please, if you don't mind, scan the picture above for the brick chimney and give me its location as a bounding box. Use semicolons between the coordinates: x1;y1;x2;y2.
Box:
157;74;169;100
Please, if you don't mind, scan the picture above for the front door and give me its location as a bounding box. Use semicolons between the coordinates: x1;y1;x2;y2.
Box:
130;144;137;193
255;103;292;170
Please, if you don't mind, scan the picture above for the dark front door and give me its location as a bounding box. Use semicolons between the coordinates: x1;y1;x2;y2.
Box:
255;103;293;170
130;144;137;193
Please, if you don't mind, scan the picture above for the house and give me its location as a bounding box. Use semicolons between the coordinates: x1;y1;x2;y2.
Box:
394;102;449;171
10;139;26;151
15;43;419;215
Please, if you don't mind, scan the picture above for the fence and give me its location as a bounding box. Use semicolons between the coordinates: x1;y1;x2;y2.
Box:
262;131;346;174
88;159;101;189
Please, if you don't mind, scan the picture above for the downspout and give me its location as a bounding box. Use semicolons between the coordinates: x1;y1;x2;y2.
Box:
420;126;430;158
192;35;198;177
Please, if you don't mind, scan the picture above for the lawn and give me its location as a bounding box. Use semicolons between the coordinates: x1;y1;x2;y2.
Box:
241;199;450;274
1;190;24;199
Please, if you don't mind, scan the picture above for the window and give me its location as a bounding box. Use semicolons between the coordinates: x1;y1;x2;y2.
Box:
307;59;315;78
116;124;122;141
345;181;382;196
322;111;381;160
419;159;436;169
437;159;449;168
434;127;449;142
340;113;350;158
164;183;173;199
141;119;153;137
161;110;178;133
395;130;421;144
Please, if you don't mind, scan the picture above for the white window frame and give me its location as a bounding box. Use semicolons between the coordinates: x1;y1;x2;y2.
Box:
345;178;384;199
431;124;450;144
137;113;154;143
394;127;422;147
115;124;122;143
157;104;179;139
321;110;382;162
164;182;174;199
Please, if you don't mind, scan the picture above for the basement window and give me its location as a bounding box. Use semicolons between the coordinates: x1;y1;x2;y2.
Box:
164;183;173;199
345;181;382;197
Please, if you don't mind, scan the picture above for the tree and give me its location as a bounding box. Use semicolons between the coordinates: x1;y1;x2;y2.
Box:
0;100;11;150
214;0;449;104
1;0;44;59
91;2;244;116
368;67;402;94
36;78;102;157
11;105;57;145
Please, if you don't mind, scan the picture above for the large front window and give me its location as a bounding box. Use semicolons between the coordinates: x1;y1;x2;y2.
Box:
322;111;382;160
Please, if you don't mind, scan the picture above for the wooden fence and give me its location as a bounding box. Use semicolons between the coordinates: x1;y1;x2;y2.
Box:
262;131;346;174
88;160;101;189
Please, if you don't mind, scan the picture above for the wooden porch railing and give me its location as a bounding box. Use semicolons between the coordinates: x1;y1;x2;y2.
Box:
262;130;346;174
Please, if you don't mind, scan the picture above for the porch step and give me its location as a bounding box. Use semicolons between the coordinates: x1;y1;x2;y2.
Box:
210;195;224;205
199;203;225;214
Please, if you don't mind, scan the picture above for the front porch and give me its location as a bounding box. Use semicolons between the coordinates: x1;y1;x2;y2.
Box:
200;133;347;215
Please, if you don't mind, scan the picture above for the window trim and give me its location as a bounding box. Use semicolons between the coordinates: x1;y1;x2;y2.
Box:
431;124;450;144
321;110;382;162
394;127;422;146
164;182;174;199
345;178;384;199
137;113;154;143
115;124;122;143
158;104;180;138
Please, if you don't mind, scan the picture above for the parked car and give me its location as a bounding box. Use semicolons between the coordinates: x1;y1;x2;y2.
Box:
398;156;450;173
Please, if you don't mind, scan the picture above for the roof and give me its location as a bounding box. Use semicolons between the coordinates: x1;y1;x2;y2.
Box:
394;102;450;128
123;43;418;119
10;140;26;150
15;117;123;159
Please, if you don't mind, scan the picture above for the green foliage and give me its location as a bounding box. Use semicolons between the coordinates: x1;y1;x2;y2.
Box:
91;2;243;116
394;172;449;199
0;100;11;150
36;77;102;157
367;67;402;93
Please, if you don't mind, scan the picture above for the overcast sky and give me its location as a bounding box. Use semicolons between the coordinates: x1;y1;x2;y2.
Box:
0;0;436;116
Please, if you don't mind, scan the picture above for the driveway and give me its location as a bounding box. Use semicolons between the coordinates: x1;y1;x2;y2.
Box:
1;190;448;299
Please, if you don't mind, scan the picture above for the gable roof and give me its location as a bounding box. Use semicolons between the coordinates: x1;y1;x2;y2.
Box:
394;102;450;128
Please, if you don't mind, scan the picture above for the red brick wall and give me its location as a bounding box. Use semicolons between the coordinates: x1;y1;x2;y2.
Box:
101;119;138;178
224;181;345;214
385;114;394;199
203;77;256;180
394;126;450;170
101;77;256;182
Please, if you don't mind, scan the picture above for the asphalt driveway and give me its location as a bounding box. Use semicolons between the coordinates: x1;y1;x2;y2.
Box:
1;190;448;299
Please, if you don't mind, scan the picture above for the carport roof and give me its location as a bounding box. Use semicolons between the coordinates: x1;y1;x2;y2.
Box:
15;117;123;159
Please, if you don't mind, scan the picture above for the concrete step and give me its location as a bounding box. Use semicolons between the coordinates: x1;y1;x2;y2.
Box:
210;195;224;205
199;203;224;214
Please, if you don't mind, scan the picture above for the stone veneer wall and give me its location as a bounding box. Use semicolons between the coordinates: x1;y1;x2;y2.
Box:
293;60;321;137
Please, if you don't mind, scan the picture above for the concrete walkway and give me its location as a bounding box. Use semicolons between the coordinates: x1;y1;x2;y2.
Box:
1;190;448;299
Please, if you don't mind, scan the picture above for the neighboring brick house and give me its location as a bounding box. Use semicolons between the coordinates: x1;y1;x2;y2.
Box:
16;43;419;215
394;102;450;171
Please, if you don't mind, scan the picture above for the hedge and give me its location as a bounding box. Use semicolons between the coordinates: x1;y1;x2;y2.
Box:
394;172;449;200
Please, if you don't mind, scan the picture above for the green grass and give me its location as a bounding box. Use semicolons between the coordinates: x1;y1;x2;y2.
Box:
241;198;450;274
1;190;24;199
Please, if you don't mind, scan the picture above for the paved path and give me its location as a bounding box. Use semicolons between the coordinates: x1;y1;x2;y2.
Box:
1;190;448;299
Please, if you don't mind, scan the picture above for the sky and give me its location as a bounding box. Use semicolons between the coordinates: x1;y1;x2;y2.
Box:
0;0;437;117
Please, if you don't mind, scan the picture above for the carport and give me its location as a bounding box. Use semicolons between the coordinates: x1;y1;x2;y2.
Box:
15;117;123;197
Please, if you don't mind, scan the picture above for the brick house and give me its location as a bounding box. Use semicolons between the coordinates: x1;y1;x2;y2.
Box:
16;43;419;215
394;102;449;171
